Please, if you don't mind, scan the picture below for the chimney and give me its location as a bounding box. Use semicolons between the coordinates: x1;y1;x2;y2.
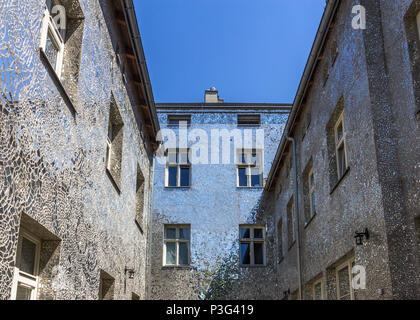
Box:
204;87;224;103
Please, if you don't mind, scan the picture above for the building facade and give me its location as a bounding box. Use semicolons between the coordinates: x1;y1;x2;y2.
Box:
150;90;291;299
257;0;420;300
1;0;419;301
0;0;159;300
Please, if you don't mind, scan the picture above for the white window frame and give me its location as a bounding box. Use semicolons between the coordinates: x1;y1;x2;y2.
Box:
336;257;355;300
236;149;263;188
416;11;420;42
105;124;112;172
308;168;316;220
163;225;191;266
40;5;65;78
10;229;41;300
334;111;348;179
239;225;266;267
312;278;325;300
165;149;191;188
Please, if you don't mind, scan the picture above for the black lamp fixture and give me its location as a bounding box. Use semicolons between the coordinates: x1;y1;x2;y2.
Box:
124;266;135;294
354;228;369;245
125;266;135;279
283;289;290;299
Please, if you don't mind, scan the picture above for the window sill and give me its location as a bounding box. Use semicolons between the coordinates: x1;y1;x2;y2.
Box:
106;169;121;195
288;241;296;251
239;265;266;268
329;167;350;195
304;213;317;229
162;265;192;270
236;186;264;190
39;48;77;116
164;186;191;189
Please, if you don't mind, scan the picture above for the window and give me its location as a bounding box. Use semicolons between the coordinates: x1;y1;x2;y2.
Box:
239;225;266;266
312;278;324;300
334;111;348;179
308;168;316;220
163;225;190;266
165;149;191;188
40;1;65;78
236;149;263;188
135;164;145;232
336;258;355;300
277;219;283;262
106;95;124;190
99;270;115;300
167;115;191;127
11;230;41;300
417;11;420;42
287;197;295;248
237;114;261;127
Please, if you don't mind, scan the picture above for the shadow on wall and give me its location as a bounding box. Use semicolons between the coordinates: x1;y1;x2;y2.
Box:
202;197;265;300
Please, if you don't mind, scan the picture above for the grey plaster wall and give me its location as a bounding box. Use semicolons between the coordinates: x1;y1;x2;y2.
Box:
0;0;153;300
151;108;289;299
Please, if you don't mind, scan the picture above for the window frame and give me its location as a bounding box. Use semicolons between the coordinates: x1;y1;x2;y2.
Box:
308;168;316;220
287;198;295;248
336;257;355;300
239;225;266;267
237;114;261;127
334;111;348;179
163;225;191;267
11;229;41;300
417;11;420;42
312;278;325;300
167;115;191;127
165;149;191;188
40;5;65;78
236;149;263;188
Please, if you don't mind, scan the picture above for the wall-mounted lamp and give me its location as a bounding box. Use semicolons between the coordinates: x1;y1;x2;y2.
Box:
283;289;290;299
354;228;369;245
124;266;135;294
125;266;135;279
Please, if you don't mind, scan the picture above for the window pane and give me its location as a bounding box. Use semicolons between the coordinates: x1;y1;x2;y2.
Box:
179;228;189;240
167;152;177;164
338;266;350;299
168;166;177;187
20;237;37;275
16;284;33;300
180;167;190;187
238;168;247;187
251;168;261;187
337;144;346;177
45;31;59;70
254;243;264;265
336;121;343;141
314;283;322;300
240;228;251;239
179;152;189;164
165;228;176;239
311;192;316;215
178;242;189;265
240;243;251;265
165;242;176;265
309;172;314;187
254;228;263;239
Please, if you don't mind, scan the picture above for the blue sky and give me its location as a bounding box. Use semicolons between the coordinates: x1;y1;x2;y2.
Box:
134;0;325;103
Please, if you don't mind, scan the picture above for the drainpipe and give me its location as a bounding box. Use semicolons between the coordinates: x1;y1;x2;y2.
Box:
286;135;303;300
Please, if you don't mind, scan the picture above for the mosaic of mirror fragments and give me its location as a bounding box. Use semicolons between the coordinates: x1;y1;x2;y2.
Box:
0;0;153;299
